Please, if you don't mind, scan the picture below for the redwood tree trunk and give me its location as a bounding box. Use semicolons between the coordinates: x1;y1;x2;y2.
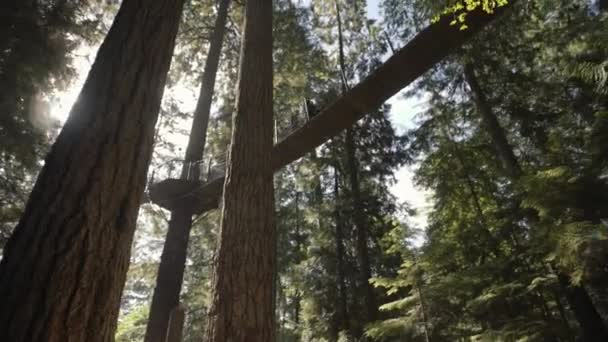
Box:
0;0;185;341
144;0;231;340
204;0;275;340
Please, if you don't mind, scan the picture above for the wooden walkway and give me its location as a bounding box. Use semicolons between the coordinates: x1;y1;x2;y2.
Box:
148;6;508;215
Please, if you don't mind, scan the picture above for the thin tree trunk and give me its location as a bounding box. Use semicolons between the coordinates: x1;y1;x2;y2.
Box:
558;273;608;341
0;0;185;340
165;304;186;342
333;168;350;334
204;0;275;339
334;0;378;324
415;281;431;342
465;63;608;340
345;129;378;323
463;63;522;178
144;1;231;340
293;191;302;326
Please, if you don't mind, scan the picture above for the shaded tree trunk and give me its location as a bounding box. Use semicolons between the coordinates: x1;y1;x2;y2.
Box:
464;63;522;178
333;168;350;335
465;62;608;340
345;129;378;323
335;0;377;324
558;273;608;341
144;0;231;341
204;0;275;340
0;0;185;340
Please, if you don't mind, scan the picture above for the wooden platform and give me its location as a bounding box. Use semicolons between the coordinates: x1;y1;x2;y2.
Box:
147;7;505;215
148;177;224;214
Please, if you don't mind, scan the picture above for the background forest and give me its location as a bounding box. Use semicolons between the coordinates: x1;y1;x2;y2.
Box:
1;0;607;341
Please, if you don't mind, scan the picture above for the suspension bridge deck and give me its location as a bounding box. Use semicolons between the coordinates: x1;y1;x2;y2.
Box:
146;7;505;214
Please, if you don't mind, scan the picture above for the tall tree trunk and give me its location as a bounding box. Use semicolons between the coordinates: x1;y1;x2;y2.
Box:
333;168;350;334
144;0;231;340
464;62;608;340
558;273;608;341
0;0;185;341
204;0;275;340
463;63;522;178
334;0;378;324
345;129;378;323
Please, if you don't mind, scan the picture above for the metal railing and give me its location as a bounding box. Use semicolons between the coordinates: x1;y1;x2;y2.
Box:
149;151;228;185
149;97;318;186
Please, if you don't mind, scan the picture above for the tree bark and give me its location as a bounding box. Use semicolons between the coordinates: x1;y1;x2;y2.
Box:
204;0;275;340
144;0;231;340
333;168;350;334
0;0;185;341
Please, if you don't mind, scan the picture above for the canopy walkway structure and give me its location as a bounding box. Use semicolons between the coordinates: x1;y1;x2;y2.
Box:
148;6;509;215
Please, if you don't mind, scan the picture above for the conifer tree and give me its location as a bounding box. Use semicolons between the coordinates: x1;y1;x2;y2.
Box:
0;1;185;340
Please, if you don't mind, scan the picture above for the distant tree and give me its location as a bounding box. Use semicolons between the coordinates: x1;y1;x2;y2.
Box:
144;0;232;341
0;0;185;340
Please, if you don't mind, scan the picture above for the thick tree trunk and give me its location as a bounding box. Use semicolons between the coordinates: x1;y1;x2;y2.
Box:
144;0;231;340
333;168;350;334
463;63;522;178
204;0;275;340
0;0;185;341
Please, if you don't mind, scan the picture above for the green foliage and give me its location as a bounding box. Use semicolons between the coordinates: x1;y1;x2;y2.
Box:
431;0;510;30
568;60;608;94
115;305;150;342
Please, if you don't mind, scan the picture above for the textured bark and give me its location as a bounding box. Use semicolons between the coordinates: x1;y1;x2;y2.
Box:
148;4;513;216
144;0;231;340
205;0;275;340
0;0;185;341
